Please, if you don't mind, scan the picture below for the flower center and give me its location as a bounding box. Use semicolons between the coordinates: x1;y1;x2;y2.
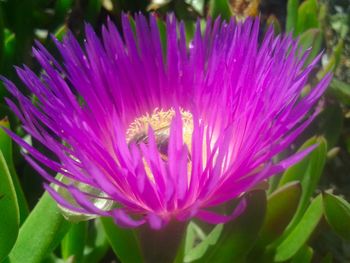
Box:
126;108;194;159
126;108;194;181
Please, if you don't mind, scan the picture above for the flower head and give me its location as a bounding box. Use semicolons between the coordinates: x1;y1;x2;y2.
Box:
2;14;331;229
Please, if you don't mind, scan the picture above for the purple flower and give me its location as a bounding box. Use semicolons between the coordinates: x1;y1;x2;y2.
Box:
2;14;331;229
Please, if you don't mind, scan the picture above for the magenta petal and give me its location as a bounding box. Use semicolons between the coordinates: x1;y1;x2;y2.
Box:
111;209;146;228
2;14;331;229
195;198;247;224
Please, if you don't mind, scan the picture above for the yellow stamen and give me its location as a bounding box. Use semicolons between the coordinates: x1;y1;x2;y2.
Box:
126;108;194;181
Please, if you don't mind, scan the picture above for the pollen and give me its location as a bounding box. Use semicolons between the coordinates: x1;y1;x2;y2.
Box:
126;108;194;181
126;108;194;157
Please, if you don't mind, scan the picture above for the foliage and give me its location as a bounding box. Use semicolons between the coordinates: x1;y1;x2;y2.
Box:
0;0;350;262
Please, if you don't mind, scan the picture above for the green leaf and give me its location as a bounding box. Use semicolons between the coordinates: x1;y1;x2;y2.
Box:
184;222;206;255
329;78;350;106
297;0;319;29
184;21;195;45
315;104;343;149
286;0;299;33
323;193;350;242
0;119;13;176
291;246;313;263
100;217;142;263
199;190;267;263
1;30;16;98
184;223;223;262
258;182;302;246
3;30;16;68
54;24;68;41
54;0;73;22
157;19;167;57
41;254;66;263
274;194;323;262
0;118;29;224
318;39;344;78
82;219;109;263
0;4;4;70
7;192;71;263
208;0;232;21
0;151;19;262
298;28;323;64
279;137;327;231
61;222;87;263
295;0;319;35
266;15;282;35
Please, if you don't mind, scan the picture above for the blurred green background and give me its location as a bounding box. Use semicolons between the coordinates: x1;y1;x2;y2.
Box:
0;0;350;262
